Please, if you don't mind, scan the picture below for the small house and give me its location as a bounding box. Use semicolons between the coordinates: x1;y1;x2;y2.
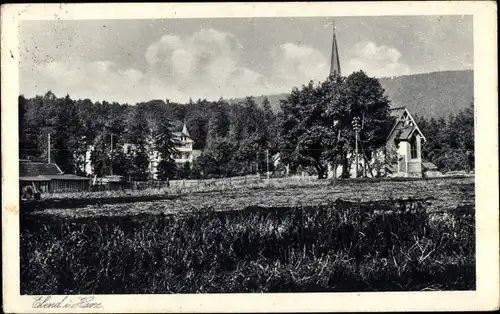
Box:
383;107;426;177
325;107;428;179
19;160;90;193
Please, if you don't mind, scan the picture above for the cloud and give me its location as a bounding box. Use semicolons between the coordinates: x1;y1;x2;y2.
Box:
21;61;156;104
271;43;329;90
21;28;272;103
345;41;411;78
143;28;269;99
20;28;333;103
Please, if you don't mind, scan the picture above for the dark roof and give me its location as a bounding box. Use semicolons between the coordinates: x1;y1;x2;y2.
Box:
389;107;407;118
386;107;425;142
19;175;50;181
170;120;192;140
393;123;417;141
19;160;63;177
46;174;90;181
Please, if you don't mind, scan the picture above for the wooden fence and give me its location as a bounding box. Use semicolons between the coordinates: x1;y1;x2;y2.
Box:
90;175;263;191
139;175;262;190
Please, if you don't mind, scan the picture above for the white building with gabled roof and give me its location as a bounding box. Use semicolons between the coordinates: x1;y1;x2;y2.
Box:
134;120;195;179
383;107;426;177
83;121;197;179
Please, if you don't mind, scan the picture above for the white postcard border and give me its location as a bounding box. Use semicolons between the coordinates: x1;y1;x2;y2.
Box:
2;2;498;313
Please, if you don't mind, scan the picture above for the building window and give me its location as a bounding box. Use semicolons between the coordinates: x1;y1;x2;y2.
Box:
410;135;418;159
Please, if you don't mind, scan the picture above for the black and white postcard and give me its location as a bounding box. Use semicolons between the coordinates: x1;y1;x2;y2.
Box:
1;2;498;313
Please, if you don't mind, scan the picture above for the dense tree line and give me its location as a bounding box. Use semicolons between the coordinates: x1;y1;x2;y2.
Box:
414;102;474;172
19;72;474;181
18;92;279;180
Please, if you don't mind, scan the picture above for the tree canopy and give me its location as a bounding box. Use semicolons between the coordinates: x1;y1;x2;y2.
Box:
279;71;392;178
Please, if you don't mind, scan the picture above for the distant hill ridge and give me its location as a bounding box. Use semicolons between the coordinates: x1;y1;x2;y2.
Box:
228;70;473;119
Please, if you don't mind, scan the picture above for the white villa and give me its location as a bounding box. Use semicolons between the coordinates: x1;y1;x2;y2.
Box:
84;120;197;179
146;121;196;179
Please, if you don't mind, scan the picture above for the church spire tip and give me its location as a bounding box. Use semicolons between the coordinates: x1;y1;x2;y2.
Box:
329;19;341;77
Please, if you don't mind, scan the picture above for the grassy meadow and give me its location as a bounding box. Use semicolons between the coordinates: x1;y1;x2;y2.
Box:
20;177;475;294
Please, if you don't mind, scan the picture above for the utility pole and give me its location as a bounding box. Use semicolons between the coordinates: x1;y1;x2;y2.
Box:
47;133;51;163
256;150;260;175
352;117;361;178
355;132;359;178
266;149;269;179
110;133;114;176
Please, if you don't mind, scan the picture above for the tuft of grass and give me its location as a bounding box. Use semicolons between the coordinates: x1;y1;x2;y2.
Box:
20;199;475;294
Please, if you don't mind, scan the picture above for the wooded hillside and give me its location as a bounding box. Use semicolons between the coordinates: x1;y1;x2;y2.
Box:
229;70;474;119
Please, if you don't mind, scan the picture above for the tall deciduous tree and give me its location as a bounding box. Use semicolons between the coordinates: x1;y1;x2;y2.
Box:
280;72;392;178
343;71;392;157
280;75;346;179
340;71;392;176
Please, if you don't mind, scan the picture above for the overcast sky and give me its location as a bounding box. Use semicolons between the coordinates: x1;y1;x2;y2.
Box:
20;15;473;104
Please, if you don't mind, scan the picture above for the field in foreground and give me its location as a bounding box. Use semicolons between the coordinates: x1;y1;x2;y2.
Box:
20;177;475;294
29;176;474;218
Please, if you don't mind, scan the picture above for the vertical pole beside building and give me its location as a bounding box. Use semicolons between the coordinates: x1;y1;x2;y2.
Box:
352;116;361;178
266;149;269;179
110;134;114;176
47;133;51;163
256;153;259;174
355;131;359;178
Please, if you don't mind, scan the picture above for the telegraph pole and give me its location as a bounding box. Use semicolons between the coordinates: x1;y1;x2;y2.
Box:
352;117;361;178
110;133;114;176
266;149;269;179
256;153;259;174
47;133;51;163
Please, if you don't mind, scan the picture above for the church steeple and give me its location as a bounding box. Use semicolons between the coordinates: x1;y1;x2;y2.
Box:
329;20;341;76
